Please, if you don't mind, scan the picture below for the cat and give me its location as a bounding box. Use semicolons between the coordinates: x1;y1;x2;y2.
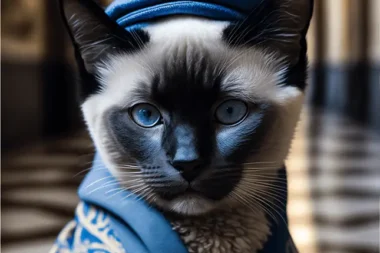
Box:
56;0;313;252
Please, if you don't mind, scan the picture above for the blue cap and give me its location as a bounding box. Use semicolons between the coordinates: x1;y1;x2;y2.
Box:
105;0;263;31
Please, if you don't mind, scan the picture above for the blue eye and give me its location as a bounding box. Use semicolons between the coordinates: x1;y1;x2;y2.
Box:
130;103;162;128
215;99;248;125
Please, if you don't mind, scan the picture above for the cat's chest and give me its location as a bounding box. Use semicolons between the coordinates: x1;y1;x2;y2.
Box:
167;207;271;253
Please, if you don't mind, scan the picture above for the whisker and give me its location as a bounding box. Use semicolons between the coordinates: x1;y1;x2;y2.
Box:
229;189;278;223
241;174;288;181
209;172;287;182
72;167;94;177
122;185;152;202
116;171;143;175
85;176;115;189
214;166;283;174
242;167;283;171
242;161;279;165
105;188;127;199
243;185;287;203
121;166;140;169
240;181;288;188
87;180;121;194
235;186;283;224
243;188;288;226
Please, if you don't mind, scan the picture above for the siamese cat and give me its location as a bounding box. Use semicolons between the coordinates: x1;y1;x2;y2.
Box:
58;0;313;252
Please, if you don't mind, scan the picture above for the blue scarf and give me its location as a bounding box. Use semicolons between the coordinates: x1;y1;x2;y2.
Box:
52;1;301;252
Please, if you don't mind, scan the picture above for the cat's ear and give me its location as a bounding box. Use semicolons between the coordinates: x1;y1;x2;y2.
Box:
59;0;148;73
224;0;314;64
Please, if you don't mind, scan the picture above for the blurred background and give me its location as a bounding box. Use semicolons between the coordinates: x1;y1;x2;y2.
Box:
1;0;379;252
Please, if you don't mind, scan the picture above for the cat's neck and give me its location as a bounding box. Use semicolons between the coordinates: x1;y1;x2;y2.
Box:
165;206;271;253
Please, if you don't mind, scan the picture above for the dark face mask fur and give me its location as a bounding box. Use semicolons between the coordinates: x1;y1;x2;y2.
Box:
59;0;313;252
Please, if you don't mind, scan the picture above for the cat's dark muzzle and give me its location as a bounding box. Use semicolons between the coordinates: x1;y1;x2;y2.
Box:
147;166;242;201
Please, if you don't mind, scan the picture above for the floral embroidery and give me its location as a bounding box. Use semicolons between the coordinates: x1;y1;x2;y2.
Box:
50;202;125;253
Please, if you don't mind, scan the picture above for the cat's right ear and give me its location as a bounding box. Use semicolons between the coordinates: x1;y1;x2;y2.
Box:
59;0;149;73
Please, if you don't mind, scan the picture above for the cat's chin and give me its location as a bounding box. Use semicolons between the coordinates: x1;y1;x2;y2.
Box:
158;193;217;216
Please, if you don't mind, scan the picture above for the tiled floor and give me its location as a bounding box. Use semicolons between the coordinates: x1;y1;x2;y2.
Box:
2;109;380;253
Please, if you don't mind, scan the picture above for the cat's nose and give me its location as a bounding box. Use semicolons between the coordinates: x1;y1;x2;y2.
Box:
170;125;204;181
171;159;204;182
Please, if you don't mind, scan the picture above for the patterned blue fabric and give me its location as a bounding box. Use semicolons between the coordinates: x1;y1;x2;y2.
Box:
51;202;127;253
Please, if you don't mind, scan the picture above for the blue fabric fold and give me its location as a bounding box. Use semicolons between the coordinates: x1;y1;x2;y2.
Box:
105;0;262;31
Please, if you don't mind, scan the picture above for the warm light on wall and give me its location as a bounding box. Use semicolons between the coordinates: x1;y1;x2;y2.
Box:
369;0;380;63
287;111;318;253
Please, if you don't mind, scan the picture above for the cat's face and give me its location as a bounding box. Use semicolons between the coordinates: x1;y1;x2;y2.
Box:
61;0;312;215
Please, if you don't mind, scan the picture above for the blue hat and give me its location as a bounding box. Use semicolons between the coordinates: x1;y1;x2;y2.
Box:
105;0;263;31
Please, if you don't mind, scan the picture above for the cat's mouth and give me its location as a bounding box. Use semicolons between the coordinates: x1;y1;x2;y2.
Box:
146;174;241;215
160;184;208;199
149;175;239;200
141;178;217;215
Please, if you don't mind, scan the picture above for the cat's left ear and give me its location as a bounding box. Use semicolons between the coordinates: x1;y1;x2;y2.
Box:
224;0;314;64
59;0;148;73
